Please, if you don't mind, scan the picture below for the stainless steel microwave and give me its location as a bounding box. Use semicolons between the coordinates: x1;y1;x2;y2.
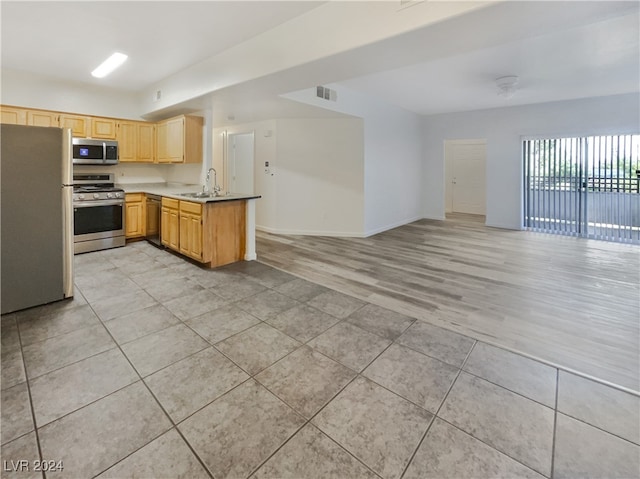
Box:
72;138;118;165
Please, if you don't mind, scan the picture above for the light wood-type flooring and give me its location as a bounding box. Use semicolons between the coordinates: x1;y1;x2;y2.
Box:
256;214;640;393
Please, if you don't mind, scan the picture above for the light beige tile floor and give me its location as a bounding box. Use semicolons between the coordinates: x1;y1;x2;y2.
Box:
1;241;638;478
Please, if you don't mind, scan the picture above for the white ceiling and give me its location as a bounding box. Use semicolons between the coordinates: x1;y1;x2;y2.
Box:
340;10;640;115
1;1;638;120
0;1;323;91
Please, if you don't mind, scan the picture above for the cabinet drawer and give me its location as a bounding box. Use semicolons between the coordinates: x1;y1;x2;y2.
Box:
179;201;202;215
125;193;144;203
162;197;179;209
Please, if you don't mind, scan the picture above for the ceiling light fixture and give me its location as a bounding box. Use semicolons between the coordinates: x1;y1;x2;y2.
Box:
91;52;128;78
495;75;519;99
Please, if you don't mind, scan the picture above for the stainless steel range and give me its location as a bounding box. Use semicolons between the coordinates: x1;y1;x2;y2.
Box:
73;173;125;254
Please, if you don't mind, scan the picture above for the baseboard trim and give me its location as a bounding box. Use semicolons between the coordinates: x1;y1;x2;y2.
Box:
363;215;425;237
256;225;366;237
257;215;429;238
485;221;522;231
423;214;446;221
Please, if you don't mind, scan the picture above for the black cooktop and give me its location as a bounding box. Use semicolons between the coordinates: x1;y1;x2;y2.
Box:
73;185;123;193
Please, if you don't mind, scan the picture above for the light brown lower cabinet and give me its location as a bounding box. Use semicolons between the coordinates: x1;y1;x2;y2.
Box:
160;197;246;267
203;200;246;267
125;193;145;239
161;198;180;251
179;201;203;261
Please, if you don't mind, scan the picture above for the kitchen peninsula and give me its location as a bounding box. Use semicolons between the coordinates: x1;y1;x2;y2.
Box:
120;183;260;268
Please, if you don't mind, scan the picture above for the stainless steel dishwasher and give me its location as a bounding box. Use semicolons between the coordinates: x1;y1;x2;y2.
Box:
145;194;163;247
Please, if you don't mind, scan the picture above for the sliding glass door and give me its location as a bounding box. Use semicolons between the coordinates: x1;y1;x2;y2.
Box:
523;135;639;243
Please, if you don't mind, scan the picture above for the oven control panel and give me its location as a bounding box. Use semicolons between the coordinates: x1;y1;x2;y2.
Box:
73;191;124;202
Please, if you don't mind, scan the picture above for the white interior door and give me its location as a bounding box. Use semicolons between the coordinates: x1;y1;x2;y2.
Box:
228;132;255;194
445;139;487;215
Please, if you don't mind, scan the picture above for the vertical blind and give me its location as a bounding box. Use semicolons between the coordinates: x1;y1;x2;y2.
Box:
523;135;639;244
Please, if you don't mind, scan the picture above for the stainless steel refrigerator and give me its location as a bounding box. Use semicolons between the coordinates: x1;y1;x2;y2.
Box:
1;124;74;314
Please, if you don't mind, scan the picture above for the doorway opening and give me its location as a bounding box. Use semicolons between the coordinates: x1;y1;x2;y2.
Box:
523;134;639;243
227;132;255;194
445;139;487;221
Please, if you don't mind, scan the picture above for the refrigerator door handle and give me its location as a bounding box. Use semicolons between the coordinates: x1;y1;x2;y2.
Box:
61;128;74;299
62;185;74;299
61;128;73;186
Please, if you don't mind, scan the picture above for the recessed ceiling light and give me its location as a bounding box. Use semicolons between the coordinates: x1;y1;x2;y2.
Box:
91;52;128;78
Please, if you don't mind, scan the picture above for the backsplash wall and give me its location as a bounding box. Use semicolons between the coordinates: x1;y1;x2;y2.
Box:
73;164;166;185
73;162;203;186
164;163;202;185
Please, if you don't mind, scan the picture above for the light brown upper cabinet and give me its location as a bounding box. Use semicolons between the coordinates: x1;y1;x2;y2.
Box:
156;115;203;164
116;121;137;162
1;106;27;125
137;123;155;162
1;105;200;164
27;110;58;127
91;117;117;139
117;120;156;163
59;114;90;137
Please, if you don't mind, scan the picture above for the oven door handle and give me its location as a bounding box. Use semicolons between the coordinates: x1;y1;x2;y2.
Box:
73;199;124;208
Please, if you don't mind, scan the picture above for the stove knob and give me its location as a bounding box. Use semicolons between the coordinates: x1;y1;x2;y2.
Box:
93;193;100;199
107;193;114;199
115;192;123;198
76;194;85;201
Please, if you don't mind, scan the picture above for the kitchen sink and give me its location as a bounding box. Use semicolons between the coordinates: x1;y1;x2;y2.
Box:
178;191;220;198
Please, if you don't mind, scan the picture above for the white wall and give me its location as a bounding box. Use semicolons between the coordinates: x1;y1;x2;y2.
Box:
215;118;364;236
282;84;424;235
73;163;166;184
275;118;364;236
1;69;142;119
422;93;640;229
362;101;423;235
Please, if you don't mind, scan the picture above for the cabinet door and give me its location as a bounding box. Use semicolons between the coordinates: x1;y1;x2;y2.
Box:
178;212;203;260
161;200;180;251
137;123;155;162
189;214;203;260
156;122;169;163
178;201;203;260
125;194;145;238
1;106;27;125
59;114;90;137
125;202;144;238
183;115;204;164
27;110;58;127
179;212;190;256
91;117;117;139
161;207;171;247
117;121;137;162
166;117;184;163
168;209;180;250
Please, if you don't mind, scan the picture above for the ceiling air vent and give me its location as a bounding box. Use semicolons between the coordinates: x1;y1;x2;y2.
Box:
316;86;337;102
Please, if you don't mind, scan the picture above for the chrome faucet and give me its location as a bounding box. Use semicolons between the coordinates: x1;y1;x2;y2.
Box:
205;167;221;196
